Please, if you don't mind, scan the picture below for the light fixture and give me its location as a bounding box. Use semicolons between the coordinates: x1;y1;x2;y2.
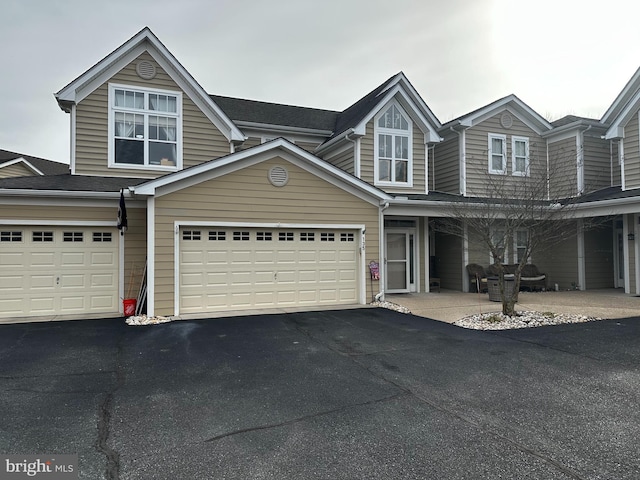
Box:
628;233;635;241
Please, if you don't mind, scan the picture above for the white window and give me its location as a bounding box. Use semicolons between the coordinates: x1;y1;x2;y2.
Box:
488;134;507;175
374;103;412;186
512;136;530;176
108;84;182;170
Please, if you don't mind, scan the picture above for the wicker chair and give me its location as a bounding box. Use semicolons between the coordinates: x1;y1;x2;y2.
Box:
466;264;488;293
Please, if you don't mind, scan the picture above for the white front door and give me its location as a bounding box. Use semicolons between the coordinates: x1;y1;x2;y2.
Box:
385;230;416;293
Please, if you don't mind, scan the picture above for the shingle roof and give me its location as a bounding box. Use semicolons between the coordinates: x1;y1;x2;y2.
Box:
0;149;69;175
210;95;339;132
550;114;601;128
573;186;640;204
0;174;148;192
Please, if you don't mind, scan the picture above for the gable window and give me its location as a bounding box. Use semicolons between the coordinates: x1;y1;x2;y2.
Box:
374;103;412;186
488;134;507;175
512;136;530;176
109;84;182;169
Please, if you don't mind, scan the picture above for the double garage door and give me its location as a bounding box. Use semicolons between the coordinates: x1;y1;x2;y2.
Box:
179;226;360;313
0;227;119;319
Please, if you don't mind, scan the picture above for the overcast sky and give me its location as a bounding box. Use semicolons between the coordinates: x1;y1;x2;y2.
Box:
2;0;640;164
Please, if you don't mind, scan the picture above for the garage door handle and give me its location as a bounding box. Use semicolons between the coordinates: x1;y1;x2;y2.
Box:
56;276;60;285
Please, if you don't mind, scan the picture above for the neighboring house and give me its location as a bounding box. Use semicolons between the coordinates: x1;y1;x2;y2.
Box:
0;149;69;178
1;27;640;322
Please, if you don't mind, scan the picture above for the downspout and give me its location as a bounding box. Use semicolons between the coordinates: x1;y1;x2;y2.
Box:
345;128;360;178
375;201;391;302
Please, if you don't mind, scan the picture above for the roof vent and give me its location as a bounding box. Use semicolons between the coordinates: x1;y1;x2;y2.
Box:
500;112;513;129
268;166;289;187
136;61;157;80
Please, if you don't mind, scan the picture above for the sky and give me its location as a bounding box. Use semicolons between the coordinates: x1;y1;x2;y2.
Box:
2;0;640;164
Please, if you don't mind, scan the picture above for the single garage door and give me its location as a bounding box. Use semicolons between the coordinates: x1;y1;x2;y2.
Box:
179;227;360;313
0;227;119;319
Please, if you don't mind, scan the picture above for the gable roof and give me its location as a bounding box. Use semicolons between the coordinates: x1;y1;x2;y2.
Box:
0;174;147;198
0;149;69;176
55;27;245;143
133;138;390;205
316;72;443;154
210;95;338;134
439;94;553;135
602;67;640;139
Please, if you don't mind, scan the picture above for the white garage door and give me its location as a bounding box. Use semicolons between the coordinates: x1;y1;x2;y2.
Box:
0;227;119;319
179;227;360;313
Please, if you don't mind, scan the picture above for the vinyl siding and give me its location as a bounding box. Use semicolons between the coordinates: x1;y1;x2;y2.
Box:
584;225;614;289
465;113;547;197
583;135;613;192
236;137;261;152
548;137;578;199
296;141;323;154
122;207;148;302
535;224;579;290
434;134;460;193
360;120;427;193
153;157;380;315
74;51;229;178
623;111;640;189
611;140;621;187
324;146;355;175
0;163;35;178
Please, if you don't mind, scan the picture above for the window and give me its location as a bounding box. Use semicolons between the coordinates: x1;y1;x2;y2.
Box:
182;230;201;241
279;232;294;241
321;232;335;242
300;232;315;241
33;231;54;242
374;103;412;185
92;232;112;242
109;84;181;169
341;233;355;242
512;137;530;176
63;232;83;242
488;134;507;174
233;231;250;241
209;231;226;241
256;231;272;241
515;230;529;263
0;231;22;242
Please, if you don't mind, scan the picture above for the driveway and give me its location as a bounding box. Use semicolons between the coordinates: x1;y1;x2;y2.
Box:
0;309;638;479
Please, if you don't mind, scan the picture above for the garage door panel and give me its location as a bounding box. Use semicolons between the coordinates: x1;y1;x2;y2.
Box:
179;227;359;314
0;227;119;319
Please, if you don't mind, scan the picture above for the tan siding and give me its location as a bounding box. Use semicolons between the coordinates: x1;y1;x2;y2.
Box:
548;137;578;199
74;51;230;177
296;141;322;153
465;113;547;198
623;112;640;189
360;120;374;183
583;135;613;192
324;147;355;175
236;137;261;152
153;157;380;316
535;225;579;290
434;135;460;193
584;225;614;289
0;163;35;178
611;140;621;186
122;208;147;302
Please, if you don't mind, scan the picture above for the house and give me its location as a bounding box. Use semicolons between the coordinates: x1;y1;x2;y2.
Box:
1;27;640;323
0;150;69;178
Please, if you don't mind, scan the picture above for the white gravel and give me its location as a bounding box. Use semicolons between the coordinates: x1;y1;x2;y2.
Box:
125;315;172;326
372;300;600;330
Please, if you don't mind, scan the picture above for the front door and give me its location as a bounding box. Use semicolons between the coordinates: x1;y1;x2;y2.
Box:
385;230;416;293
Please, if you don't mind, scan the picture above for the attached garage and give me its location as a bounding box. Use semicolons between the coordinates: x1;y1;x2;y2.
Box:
0;226;119;320
178;225;362;314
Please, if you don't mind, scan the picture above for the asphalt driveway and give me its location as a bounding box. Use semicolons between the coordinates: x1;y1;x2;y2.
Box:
0;309;639;479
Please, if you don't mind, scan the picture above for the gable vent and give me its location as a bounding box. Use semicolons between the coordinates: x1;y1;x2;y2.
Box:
136;61;157;80
268;166;289;187
500;112;513;129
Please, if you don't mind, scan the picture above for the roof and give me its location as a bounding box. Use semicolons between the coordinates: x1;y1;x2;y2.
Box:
210;95;338;132
0;149;69;175
0;174;147;192
550;115;601;128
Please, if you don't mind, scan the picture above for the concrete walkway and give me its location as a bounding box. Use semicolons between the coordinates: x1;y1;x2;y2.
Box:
386;288;640;323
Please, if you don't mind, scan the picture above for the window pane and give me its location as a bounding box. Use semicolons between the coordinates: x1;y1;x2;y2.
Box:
379;159;391;181
492;154;503;171
492;138;503;154
149;142;177;166
379;134;392;158
115;139;144;164
395;160;407;182
515;157;526;172
515;140;526;156
396;135;408;159
149;116;176;141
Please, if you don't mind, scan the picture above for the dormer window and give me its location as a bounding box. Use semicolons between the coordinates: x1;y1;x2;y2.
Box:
108;84;182;170
374;103;413;186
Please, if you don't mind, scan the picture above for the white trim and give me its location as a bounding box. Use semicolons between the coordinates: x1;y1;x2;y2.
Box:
488;133;507;175
173;221;367;315
577;220;585;291
604;86;640;140
511;136;530;177
623;214;631;294
0;219;114;226
620;139;626;191
636;214;640;296
355;137;361;178
70;104;76;174
373;100;414;187
462;222;469;292
0;158;44;176
424;218;430;292
576;133;584;194
119;226;125;312
146;196;155;316
460;129;467;195
107;83;183;172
